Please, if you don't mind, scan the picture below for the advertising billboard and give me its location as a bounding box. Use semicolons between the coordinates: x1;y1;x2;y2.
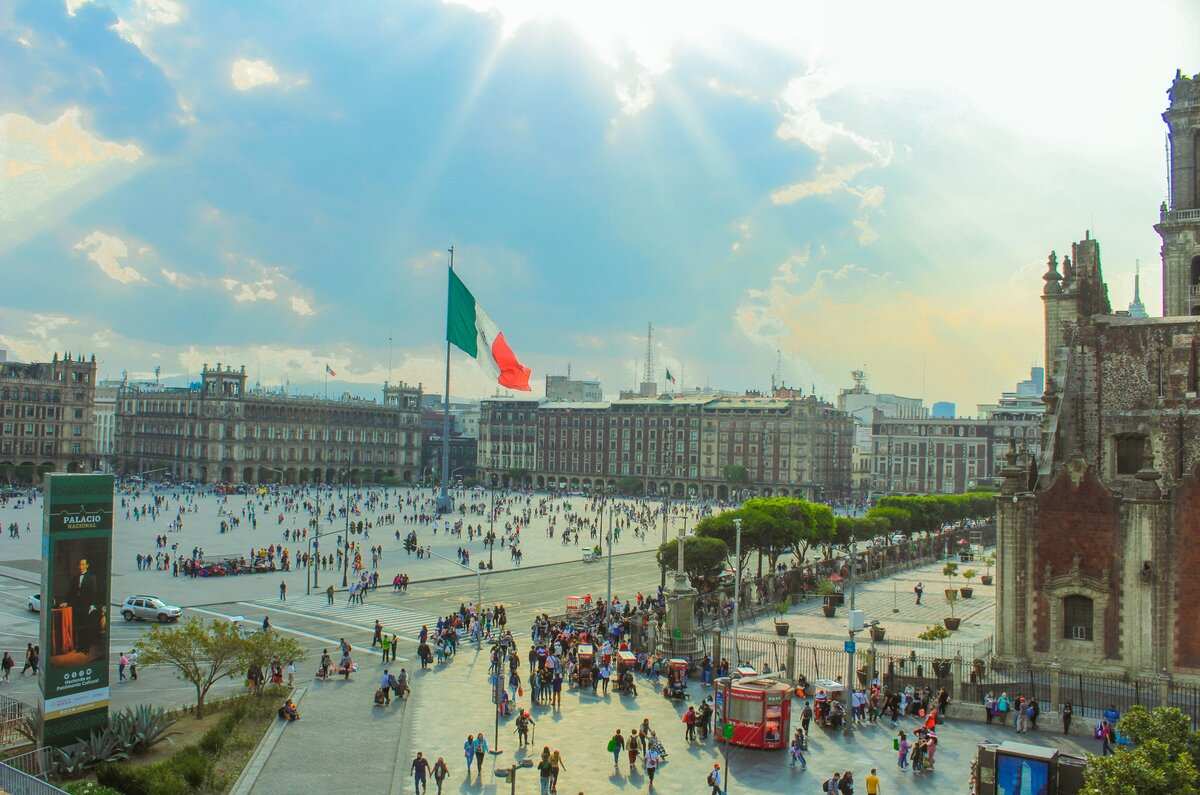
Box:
40;474;114;748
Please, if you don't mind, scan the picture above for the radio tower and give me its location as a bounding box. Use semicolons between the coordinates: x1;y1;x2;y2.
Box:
643;322;655;386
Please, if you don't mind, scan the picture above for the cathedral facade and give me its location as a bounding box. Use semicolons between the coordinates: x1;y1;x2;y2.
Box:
995;70;1200;680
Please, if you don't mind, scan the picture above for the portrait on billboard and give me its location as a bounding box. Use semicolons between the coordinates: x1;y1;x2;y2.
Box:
48;536;109;667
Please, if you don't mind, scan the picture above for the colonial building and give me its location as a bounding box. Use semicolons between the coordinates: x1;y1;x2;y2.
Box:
478;392;854;501
476;397;539;484
995;70;1200;680
93;381;120;472
115;363;423;484
0;353;98;482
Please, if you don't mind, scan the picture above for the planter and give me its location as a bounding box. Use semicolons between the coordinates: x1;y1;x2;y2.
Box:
980;575;993;586
774;621;789;637
960;587;974;599
943;617;962;631
822;603;838;618
944;589;957;600
869;626;886;642
826;592;845;607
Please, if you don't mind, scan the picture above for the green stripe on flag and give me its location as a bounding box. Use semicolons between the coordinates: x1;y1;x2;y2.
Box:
447;268;478;358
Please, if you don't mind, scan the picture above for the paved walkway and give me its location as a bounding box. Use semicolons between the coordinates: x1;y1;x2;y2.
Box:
248;635;1095;794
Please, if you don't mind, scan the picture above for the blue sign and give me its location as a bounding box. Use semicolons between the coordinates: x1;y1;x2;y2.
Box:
844;640;856;654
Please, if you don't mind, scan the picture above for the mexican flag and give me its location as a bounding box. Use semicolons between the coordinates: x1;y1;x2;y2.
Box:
447;268;531;391
665;368;676;384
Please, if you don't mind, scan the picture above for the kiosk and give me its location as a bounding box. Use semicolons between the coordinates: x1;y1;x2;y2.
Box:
714;675;791;750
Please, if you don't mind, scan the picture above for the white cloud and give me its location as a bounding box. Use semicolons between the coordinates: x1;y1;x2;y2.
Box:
852;217;879;246
0;110;144;252
770;162;869;206
289;296;315;316
405;250;445;271
221;275;278;303
706;77;758;101
231;59;281;91
73;231;147;284
160;268;196;289
850;185;886;209
775;70;893;166
615;74;655;117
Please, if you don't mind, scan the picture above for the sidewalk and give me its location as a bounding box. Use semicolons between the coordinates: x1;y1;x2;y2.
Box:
246;634;1094;794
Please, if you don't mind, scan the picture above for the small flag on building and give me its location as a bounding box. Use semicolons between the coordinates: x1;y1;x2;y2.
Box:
325;365;336;377
666;368;676;384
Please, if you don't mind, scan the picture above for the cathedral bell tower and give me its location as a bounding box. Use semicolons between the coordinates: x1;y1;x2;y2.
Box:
1155;69;1200;316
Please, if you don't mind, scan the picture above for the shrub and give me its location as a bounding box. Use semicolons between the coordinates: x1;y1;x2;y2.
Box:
95;762;150;795
65;783;124;795
918;624;951;642
199;725;228;756
169;746;210;789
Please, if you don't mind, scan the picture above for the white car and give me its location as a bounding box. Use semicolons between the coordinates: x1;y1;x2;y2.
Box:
27;593;40;612
121;595;183;623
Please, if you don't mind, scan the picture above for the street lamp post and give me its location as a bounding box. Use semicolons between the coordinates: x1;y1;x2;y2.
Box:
488;485;496;570
660;490;669;590
605;496;614;613
342;471;352;587
844;530;858;736
732;517;742;665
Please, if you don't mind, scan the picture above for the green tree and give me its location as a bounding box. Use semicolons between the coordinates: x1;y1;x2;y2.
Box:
695;512;754;577
723;464;750;486
616;476;643;496
657;536;729;586
867;505;912;534
1082;706;1200;795
135;618;306;718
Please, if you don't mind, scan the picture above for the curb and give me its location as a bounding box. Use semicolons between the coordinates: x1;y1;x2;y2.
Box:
229;685;307;795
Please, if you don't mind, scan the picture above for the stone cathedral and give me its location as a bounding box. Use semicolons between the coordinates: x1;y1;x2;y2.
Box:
994;70;1200;680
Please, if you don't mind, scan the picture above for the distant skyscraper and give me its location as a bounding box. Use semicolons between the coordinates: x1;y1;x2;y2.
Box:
931;401;956;418
1127;261;1149;318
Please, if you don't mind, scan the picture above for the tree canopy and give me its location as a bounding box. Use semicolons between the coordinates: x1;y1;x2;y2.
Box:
1083;706;1200;795
135;618;306;718
657;536;729;585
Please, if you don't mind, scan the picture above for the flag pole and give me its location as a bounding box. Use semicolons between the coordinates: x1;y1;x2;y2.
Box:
438;246;455;515
324;366;328;400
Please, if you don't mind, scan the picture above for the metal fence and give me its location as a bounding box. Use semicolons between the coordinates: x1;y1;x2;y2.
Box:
0;693;32;750
0;747;67;795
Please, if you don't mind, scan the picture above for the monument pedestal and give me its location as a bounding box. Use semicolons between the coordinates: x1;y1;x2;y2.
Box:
656;572;703;663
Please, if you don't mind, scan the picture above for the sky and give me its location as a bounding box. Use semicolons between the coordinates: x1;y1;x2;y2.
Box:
1;1;1198;412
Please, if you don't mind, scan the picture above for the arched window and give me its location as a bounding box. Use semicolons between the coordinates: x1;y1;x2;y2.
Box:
1064;595;1094;641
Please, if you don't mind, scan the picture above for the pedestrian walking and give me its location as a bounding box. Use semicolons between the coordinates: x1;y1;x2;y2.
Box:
381;633;392;663
865;768;880;795
537;753;554;794
411;752;430;794
0;652;12;682
645;745;660;788
279;580;287;600
896;731;909;770
118;652;128;681
706;763;721;794
683;705;697;743
789;728;807;769
1062;701;1073;735
326;584;334;605
823;772;842;793
549;749;565;793
607;729;625;769
914;582;923;605
474;732;488;773
373;620;383;647
431;758;449;794
463;735;476;775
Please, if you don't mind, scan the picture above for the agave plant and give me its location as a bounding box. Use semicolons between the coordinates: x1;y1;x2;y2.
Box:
105;710;137;754
83;728;128;765
128;704;179;753
54;743;95;777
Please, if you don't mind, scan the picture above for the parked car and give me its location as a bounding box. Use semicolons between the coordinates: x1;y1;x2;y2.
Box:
121;595;182;623
27;593;40;612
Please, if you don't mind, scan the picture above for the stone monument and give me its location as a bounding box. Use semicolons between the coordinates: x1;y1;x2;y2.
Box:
657;525;702;663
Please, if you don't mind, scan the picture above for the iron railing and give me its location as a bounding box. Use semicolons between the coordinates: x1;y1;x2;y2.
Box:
0;747;67;795
0;693;32;749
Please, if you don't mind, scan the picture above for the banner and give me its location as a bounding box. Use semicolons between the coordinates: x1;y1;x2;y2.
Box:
40;474;114;748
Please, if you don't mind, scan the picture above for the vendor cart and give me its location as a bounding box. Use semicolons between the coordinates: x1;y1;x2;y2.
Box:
662;658;688;699
576;644;594;689
715;675;792;750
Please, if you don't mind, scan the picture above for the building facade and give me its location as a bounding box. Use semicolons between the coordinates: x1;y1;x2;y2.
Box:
476;397;540;484
93;382;119;472
0;353;98;483
545;374;603;402
116;363;423;484
478;393;854;501
995;71;1200;681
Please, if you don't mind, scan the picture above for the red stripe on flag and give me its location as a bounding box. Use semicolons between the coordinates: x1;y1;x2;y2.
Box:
490;332;531;391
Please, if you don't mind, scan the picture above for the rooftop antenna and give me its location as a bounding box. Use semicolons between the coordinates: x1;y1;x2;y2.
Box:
567;362;571;379
154;365;160;385
643;322;655;387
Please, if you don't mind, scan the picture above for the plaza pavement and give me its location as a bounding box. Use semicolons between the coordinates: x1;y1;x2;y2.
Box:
0;486;701;609
246;630;1094;795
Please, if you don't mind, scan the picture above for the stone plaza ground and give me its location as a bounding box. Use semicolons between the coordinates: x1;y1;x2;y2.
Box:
0;487;1098;792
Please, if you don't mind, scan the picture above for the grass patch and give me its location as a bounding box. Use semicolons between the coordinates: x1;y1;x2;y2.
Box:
92;688;285;795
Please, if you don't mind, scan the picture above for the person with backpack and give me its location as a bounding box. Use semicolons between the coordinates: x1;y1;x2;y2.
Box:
607;729;625;769
789;728;807;770
706;763;722;794
823;772;842;793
